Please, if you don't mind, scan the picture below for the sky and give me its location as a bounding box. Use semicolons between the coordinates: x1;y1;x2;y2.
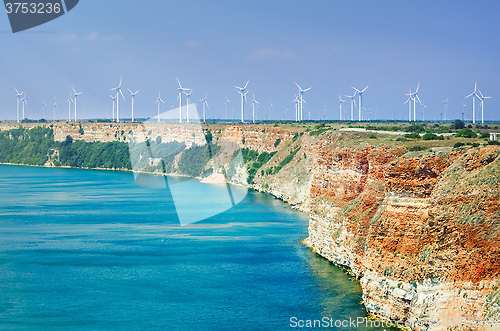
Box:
0;0;499;122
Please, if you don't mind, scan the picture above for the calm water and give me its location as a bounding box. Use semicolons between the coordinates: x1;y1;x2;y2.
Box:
0;165;394;330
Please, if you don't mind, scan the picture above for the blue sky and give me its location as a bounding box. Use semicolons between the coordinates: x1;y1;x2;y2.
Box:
0;0;499;122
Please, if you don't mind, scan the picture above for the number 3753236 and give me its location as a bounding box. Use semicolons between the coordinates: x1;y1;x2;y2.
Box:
5;2;61;14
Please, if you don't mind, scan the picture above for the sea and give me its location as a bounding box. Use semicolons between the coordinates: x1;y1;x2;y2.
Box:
0;165;396;330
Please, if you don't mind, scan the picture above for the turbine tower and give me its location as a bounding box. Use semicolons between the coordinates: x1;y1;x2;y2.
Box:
351;85;369;121
183;89;193;123
127;88;139;122
441;98;449;121
292;95;300;121
155;90;165;122
344;92;357;121
15;89;23;123
251;93;259;123
465;81;480;124
404;88;413;122
42;100;47;119
110;94;117;122
234;80;250;123
176;77;191;123
199;93;209;123
72;87;82;121
110;76;125;123
52;96;57;121
338;95;347;121
21;93;27;120
224;94;231;120
476;87;492;124
66;94;73;121
294;82;312;121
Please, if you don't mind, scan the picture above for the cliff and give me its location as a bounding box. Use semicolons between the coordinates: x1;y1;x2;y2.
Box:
2;122;499;330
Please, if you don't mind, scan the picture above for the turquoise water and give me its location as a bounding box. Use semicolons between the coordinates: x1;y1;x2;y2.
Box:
0;165;394;330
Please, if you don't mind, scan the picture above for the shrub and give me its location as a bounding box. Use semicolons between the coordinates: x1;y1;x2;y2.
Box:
404;132;420;139
274;138;281;147
422;132;444;140
454;142;465;148
456;128;477;138
454;119;465;130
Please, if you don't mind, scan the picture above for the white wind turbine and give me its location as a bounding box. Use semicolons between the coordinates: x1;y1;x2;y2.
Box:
42;100;47;119
199;93;209;123
441;98;449;121
251;93;259;123
183;89;193;123
127;88;139;122
176;77;191;123
292;95;300;121
476;87;492;124
351;85;369;121
52;96;57;121
224;94;231;120
269;100;274;121
465;81;480;124
21;93;27;120
110;76;125;123
110;94;117;122
72;87;82;121
66;94;73;121
15;89;23;123
344;92;357;121
403;88;414;122
155;90;165;122
338;95;347;121
234;80;250;123
294;82;312;121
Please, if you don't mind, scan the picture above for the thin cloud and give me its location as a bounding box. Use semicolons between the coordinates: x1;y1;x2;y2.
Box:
185;40;204;48
83;31;124;42
247;48;294;61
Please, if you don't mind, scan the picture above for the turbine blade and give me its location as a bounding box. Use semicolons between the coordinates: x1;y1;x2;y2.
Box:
243;80;249;89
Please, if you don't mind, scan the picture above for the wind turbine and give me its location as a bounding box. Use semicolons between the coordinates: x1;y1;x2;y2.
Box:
224;94;231;120
234;80;250;123
465;81;480;124
251;93;259;123
183;89;193;123
323;105;327;120
110;76;125;123
441;98;449;121
72;87;82;121
127;88;139;122
42;100;47;119
110;94;117;122
461;101;466;121
155;90;165;122
52;96;57;121
344;92;357;121
404;88;413;122
476;87;492;124
294;82;312;121
21;93;27;120
199;93;209;123
15;89;23;123
351;85;369;121
269;100;274;121
66;94;73;121
176;77;191;123
420;101;427;122
292;95;300;121
338;95;347;121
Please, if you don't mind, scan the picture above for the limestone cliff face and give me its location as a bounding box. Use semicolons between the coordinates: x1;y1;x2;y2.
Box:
302;137;500;330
